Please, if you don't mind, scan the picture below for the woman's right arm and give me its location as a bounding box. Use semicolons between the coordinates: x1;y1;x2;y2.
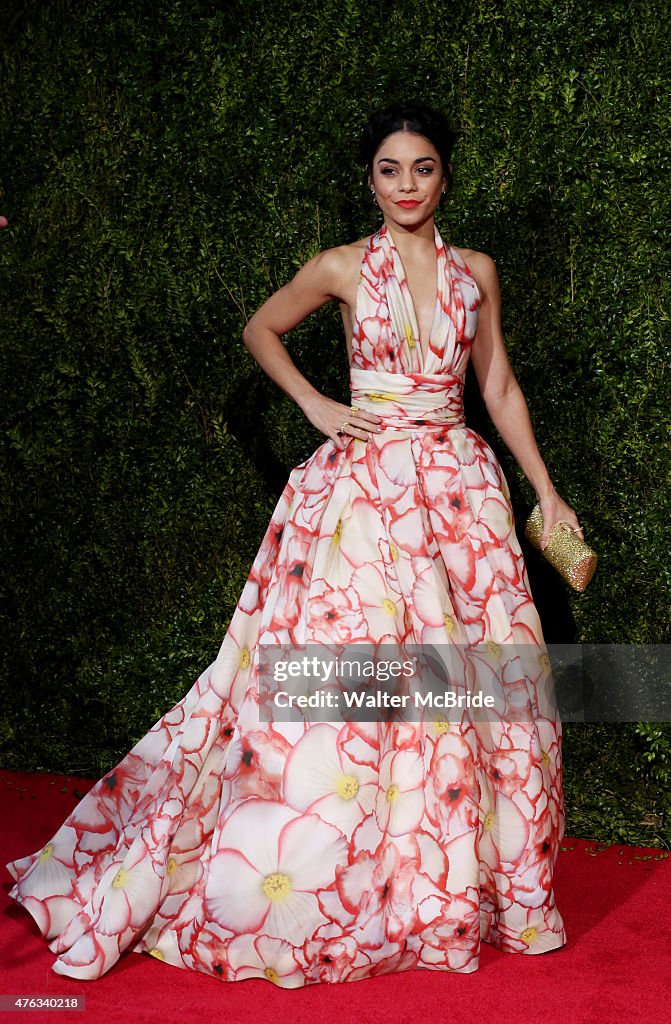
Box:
242;248;382;449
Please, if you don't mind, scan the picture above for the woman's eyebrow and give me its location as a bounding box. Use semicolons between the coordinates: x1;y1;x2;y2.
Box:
376;156;437;164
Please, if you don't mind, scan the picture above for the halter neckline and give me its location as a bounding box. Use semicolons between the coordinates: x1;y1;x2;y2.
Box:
378;222;444;371
350;221;480;377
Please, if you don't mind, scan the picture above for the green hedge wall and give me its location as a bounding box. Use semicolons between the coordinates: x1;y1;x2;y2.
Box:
1;0;669;847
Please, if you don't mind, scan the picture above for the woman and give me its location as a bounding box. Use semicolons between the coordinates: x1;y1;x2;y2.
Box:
6;100;578;986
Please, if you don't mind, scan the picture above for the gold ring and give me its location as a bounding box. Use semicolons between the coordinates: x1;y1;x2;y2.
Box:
337;420;349;437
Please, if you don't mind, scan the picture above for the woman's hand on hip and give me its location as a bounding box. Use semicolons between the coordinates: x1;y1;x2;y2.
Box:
301;395;384;451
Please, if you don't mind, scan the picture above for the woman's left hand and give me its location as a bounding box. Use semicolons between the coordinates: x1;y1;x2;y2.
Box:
537;488;584;550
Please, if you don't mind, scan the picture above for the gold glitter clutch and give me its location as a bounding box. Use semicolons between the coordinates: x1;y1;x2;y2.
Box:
524;503;598;592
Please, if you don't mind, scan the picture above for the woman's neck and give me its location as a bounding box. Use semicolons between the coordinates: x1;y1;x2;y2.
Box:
384;218;436;252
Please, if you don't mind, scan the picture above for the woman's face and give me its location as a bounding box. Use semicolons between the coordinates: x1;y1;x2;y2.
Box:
368;130;449;227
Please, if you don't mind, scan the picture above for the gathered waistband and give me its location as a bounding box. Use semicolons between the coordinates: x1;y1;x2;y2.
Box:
349;368;466;430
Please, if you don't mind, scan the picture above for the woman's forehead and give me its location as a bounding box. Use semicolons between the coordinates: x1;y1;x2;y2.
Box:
374;130;437;158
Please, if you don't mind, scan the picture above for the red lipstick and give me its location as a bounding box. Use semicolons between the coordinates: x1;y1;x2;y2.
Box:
395;200;421;208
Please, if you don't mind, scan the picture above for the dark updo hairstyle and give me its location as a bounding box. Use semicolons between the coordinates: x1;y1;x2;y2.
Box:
358;99;458;197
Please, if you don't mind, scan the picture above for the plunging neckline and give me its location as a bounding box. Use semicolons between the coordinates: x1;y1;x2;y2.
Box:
384;222;443;372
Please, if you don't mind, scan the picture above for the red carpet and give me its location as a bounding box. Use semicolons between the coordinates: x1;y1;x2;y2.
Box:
1;768;669;1024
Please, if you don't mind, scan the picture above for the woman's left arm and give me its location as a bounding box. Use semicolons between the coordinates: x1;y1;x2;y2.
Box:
467;251;584;550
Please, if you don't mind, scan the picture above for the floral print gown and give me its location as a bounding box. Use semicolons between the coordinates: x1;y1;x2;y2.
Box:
5;222;566;986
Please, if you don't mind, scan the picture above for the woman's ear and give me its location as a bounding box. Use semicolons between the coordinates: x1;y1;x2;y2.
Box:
442;162;452;196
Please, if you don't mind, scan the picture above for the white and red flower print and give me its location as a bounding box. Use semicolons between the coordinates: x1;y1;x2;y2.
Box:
5;222;566;986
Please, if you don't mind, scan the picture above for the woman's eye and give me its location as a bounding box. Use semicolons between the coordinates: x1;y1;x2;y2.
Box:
378;166;433;177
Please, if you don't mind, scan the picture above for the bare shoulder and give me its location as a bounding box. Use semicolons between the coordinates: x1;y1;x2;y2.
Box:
306;234;372;304
452;246;499;301
317;234;373;270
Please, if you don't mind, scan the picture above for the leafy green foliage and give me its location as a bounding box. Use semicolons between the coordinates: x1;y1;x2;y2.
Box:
0;0;668;846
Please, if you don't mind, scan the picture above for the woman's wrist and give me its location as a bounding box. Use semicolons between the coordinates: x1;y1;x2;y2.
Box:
534;482;557;501
296;387;323;416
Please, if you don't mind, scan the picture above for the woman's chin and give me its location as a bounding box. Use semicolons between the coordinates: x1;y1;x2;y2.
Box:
385;204;437;227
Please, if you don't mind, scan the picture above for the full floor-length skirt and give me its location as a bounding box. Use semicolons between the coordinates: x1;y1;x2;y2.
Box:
5;222;566;985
